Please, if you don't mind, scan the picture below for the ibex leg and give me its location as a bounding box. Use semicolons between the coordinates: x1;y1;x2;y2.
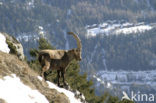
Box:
61;69;67;86
57;70;61;86
42;59;50;81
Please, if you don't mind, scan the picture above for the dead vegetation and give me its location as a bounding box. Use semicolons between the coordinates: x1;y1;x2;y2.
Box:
0;51;70;103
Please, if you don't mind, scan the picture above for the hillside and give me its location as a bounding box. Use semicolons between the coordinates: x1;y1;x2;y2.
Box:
0;33;135;103
0;51;82;103
0;0;156;102
0;0;156;71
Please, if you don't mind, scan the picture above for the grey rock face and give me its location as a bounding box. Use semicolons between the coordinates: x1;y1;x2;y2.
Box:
1;32;25;61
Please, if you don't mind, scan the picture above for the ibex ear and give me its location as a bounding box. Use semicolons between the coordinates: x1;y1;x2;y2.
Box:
69;49;75;53
75;49;79;52
72;49;77;53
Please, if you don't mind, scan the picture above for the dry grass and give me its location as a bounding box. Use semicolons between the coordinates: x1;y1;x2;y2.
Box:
0;52;69;103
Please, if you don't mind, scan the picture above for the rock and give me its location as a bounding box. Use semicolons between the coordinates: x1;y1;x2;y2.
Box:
64;83;72;90
1;32;25;61
80;93;86;102
74;90;81;98
73;90;87;103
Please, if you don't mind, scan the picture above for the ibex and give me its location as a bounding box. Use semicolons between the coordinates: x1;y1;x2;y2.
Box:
38;32;82;86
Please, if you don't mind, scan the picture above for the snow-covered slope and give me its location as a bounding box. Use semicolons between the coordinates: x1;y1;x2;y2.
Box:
95;70;156;86
0;32;82;103
92;70;156;96
0;74;49;103
0;74;82;103
0;33;10;53
86;21;155;37
38;76;82;103
0;51;84;103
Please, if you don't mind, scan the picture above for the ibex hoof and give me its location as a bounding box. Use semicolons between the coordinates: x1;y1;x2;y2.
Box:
57;83;60;87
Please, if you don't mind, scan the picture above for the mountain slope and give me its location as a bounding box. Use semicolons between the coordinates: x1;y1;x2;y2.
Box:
0;0;156;71
0;0;156;99
0;51;81;103
0;74;49;103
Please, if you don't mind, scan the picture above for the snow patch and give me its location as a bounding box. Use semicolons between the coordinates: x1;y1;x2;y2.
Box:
26;0;35;9
86;21;154;37
38;26;46;37
94;70;156;89
115;25;152;35
0;33;10;53
0;74;49;103
38;26;43;30
93;75;112;89
37;76;82;103
16;33;39;42
93;70;156;96
0;2;3;5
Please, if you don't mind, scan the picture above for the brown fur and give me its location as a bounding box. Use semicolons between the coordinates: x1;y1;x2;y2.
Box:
38;32;82;86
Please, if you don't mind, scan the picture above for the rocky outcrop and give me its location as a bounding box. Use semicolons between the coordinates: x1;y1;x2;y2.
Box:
0;32;25;61
64;83;87;103
0;52;70;103
73;90;86;103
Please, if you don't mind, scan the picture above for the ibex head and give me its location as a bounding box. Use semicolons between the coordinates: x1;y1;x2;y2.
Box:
68;32;82;61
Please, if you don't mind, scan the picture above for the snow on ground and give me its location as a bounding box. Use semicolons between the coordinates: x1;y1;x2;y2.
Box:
0;74;49;103
92;70;156;97
93;75;112;89
94;70;156;87
86;21;155;37
115;25;152;34
0;32;10;53
16;32;39;42
0;2;3;5
38;76;82;103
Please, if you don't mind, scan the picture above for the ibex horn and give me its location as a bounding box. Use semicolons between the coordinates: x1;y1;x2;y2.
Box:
67;32;82;50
